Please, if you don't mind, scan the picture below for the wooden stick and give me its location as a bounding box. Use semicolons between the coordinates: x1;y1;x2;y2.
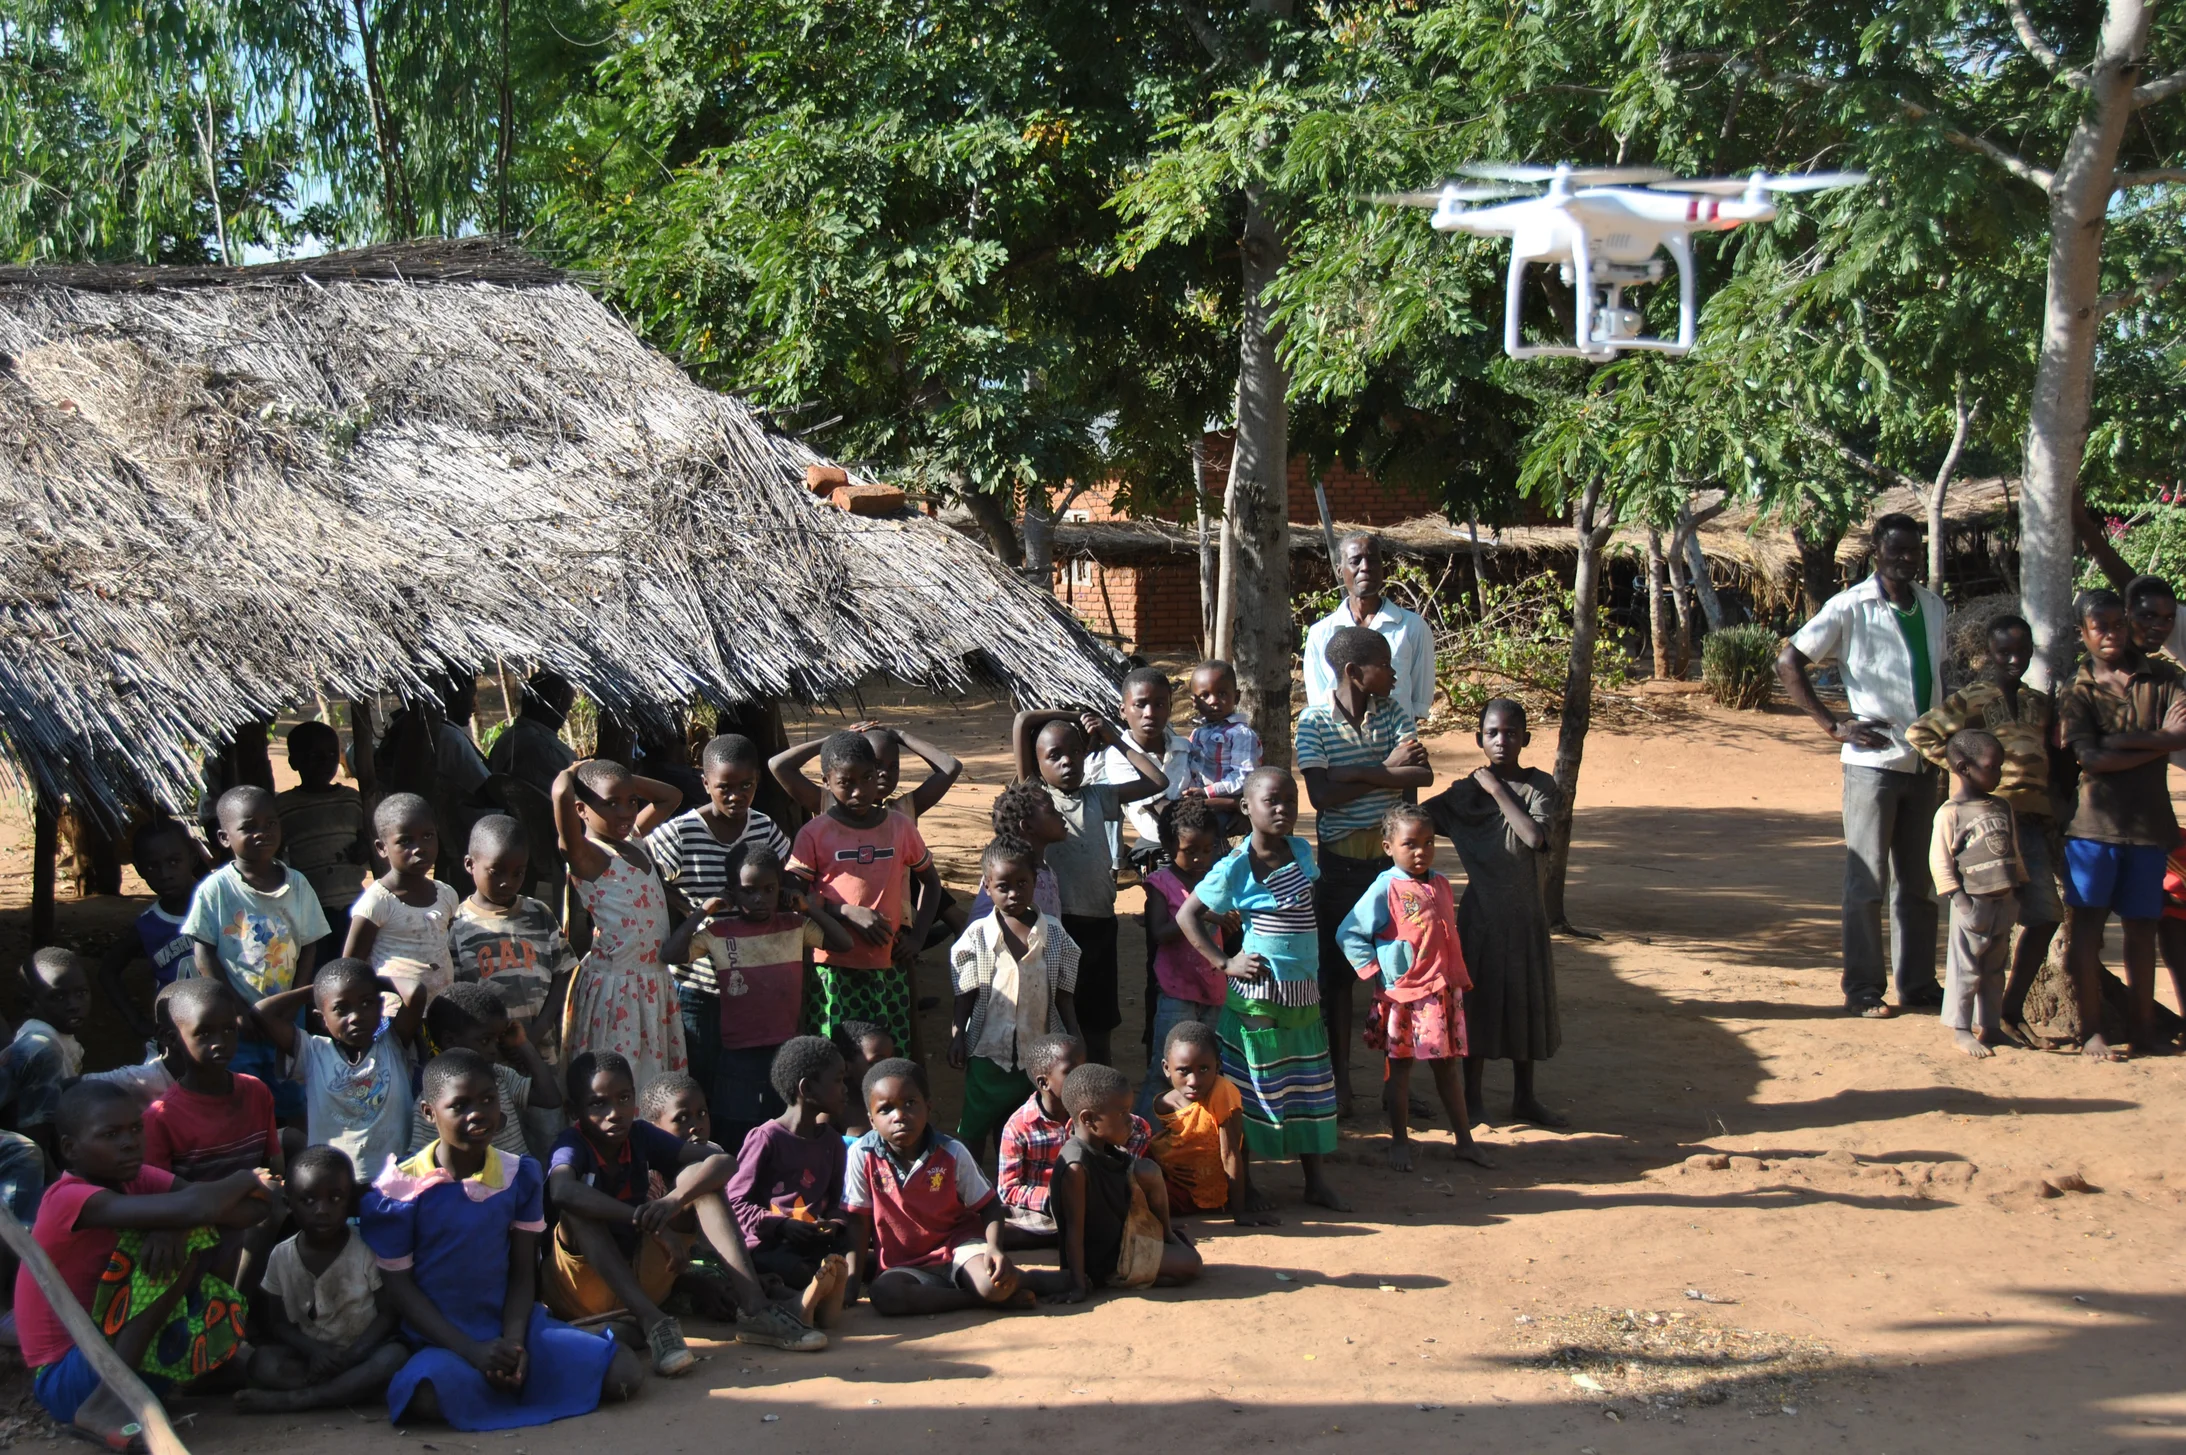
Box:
30;792;58;948
0;1204;192;1455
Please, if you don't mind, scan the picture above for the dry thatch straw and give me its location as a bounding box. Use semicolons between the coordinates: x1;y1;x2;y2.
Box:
0;239;1123;821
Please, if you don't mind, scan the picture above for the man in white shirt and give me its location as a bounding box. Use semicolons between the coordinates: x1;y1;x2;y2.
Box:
1776;514;1948;1018
1302;534;1438;724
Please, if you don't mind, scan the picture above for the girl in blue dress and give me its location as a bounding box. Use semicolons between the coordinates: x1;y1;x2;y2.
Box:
361;1048;643;1430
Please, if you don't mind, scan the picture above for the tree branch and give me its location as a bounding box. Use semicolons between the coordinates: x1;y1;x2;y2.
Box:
2133;67;2186;107
1180;6;1226;65
2114;168;2186;189
2097;267;2182;316
1808;424;1924;494
2006;0;2091;88
1898;100;2055;189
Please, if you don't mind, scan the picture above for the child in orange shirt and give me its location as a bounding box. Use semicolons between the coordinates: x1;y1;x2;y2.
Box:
1146;1021;1274;1226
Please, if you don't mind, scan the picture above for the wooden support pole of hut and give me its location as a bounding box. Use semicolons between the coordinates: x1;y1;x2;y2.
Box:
0;1203;192;1455
30;791;58;948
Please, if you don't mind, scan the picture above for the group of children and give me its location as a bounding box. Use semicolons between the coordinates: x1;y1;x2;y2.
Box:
3;631;1572;1444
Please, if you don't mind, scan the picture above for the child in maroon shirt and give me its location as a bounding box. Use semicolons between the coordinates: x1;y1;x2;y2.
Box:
725;1037;853;1327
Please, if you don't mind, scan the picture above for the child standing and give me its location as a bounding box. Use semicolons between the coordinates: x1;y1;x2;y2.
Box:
247;959;426;1183
413;984;563;1159
786;733;942;1052
95;819;205;1043
274;721;369;963
142;978;285;1183
1084;667;1191;873
1147;1020;1270;1225
185;785;330;1118
1049;1063;1200;1301
363;1049;641;1430
949;839;1081;1157
1137;797;1233;1115
1012;709;1170;1064
971;780;1069;922
1175;767;1344;1211
1183;659;1260;824
725;1037;854;1328
1425;698;1565;1127
1930;730;2027;1059
236;1146;410;1414
0;949;92;1164
1296;625;1434;1116
449;815;577;1043
344;792;462;1006
553;759;688;1091
1338;804;1491;1170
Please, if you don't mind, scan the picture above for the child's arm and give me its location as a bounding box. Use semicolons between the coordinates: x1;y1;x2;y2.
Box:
546;1166;640;1228
331;1293;404;1375
1012;709;1078;781
343;903;380;964
95;935;156;1042
245;984;317;1056
387;973;432;1046
260;1274;337;1368
650;1149;736;1230
802;899;855;953
766;736;830;816
1471;767;1549;850
890;727;964;817
948;988;977;1069
1145;885;1182;947
1055;989;1080;1039
498;1019;561;1109
1929;810;1963;899
77;1168;280;1233
1050;1161;1091;1302
380;1266;520;1385
895;858;943;967
1904;690;1972;769
1217;1108;1275;1226
1312;737;1433;801
1335;887;1388;982
1178;891;1265;986
629;774;682;838
661;897;728;966
1079;713;1169;803
551;767;613;882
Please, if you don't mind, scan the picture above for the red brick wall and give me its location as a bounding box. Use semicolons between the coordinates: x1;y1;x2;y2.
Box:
1053;559;1204;653
1045;434;1440;529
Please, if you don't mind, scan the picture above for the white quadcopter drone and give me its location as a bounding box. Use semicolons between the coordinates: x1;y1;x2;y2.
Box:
1377;163;1869;361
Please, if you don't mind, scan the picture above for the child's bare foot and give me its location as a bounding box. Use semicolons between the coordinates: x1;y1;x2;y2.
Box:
2082;1033;2128;1062
1385;1141;1414;1173
1301;1178;1350;1212
1511;1096;1569;1129
1450;1141;1495;1169
72;1384;144;1451
1000;1287;1040;1310
1952;1027;1994;1059
804;1254;849;1329
1242;1185;1279;1216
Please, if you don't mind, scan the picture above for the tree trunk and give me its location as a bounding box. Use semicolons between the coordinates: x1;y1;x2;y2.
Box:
1467;513;1489;616
1665;532;1695;678
1194;441;1216;651
1544;482;1614;928
1230;177;1295;766
1677;503;1726;632
495;0;514;235
350;0;413;236
1926;381;1979;594
963;490;1026;570
1020;483;1084;594
1646;528;1673;680
2020;0;2149;690
1794;522;1844;619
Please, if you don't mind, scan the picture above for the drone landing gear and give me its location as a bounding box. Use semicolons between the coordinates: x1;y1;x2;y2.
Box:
1501;233;1698;361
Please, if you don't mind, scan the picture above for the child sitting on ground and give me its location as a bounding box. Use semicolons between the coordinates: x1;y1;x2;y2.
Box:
849;1057;1049;1315
0;948;93;1166
554;759;688;1090
544;1051;825;1370
725;1037;854;1328
1137;797;1234;1115
1931;729;2027;1059
827;1021;896;1141
249;958;426;1183
186;785;330;1122
274;721;369;966
95;819;205;1044
997;1034;1149;1243
1012;709;1171;1064
142;978;286;1184
449;815;577;1044
1051;1063;1201;1302
16;1082;278;1444
786;733;942;1053
693;841;851;1149
1183;659;1260;826
363;1049;641;1430
950;838;1081;1159
1338;804;1492;1170
1147;1020;1272;1225
642;1073;712;1147
236;1146;409;1414
411;985;563;1158
345;792;462;1007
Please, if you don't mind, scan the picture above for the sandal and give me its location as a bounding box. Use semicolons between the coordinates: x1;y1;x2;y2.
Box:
1847;997;1893;1019
647;1315;696;1376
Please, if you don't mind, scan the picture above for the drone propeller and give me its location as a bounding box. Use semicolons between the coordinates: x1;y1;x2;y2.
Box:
1458;162;1674;186
1648;170;1870;195
1368;182;1536;207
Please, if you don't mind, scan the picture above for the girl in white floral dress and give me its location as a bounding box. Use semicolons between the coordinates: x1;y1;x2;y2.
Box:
552;759;691;1091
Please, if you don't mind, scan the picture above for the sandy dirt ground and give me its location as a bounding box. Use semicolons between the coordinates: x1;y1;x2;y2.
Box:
2;688;2183;1454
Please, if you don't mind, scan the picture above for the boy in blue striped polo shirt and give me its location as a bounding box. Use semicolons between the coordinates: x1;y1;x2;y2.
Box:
1295;626;1433;1114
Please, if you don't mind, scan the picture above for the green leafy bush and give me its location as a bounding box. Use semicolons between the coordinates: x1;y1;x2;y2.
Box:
1438;576;1629;726
1702;623;1780;710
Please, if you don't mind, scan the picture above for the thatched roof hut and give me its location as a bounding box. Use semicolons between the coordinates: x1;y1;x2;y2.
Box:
0;240;1122;820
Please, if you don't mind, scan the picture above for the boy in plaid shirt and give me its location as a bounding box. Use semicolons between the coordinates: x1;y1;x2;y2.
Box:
996;1034;1147;1240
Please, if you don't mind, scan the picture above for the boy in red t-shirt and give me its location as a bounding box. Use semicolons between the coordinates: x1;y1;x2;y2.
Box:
141;979;283;1184
17;1082;277;1442
786;733;941;1053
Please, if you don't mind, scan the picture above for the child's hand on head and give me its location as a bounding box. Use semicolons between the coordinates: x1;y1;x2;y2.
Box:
1077;710;1114;747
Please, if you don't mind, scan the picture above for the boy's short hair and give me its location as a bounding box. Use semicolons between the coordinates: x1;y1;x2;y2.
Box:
215;785;275;826
565;1049;635;1105
981;835;1039;877
830;1020;892;1061
129;816;193;864
25;946;86;989
1870;512;1922;544
991;779;1052;840
1325;625;1390;674
1160;795;1224;852
56;1081;137;1144
165;977;238;1025
468;813;526;859
819;730;880;776
289;1144;357;1188
1061;1062;1130;1118
769;1036;846;1104
1945;727;2003;774
1479;695;1527;729
700;733;761;772
1163;1019;1219;1059
312;957;380;1001
285;721;339;757
422;1048;497;1105
373;790;433;836
723;839;783;882
861;1055;927;1103
426;982;507;1042
1382;802;1434;838
2077;588;2126;623
1241;764;1293;799
640;1072;706;1120
1191;659;1237;690
1026;1033;1082;1081
1120;666;1171;698
1987;613;2033;641
574;759;633;797
2125;573;2177;607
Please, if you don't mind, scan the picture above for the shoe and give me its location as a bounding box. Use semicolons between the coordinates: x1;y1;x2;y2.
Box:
647;1315;696;1376
734;1303;828;1352
1846;995;1893;1019
1899;984;1946;1010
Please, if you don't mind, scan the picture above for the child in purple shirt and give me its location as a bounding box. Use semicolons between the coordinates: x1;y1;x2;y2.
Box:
725;1037;852;1328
